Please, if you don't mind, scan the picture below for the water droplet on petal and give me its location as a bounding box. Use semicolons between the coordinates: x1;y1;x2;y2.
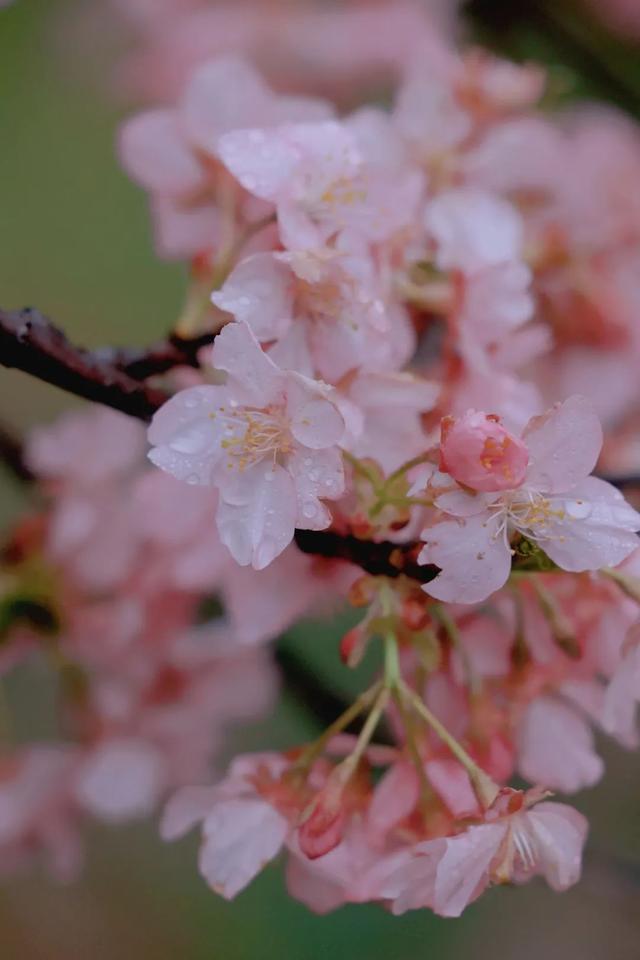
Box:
564;498;592;520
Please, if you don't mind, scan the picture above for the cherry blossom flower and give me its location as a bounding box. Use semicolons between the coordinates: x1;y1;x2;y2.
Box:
148;321;345;569
0;747;82;882
25;408;146;591
218;119;422;253
419;396;640;603
384;788;588;916
212;243;414;383
341;372;439;474
425;188;525;274
161;753;291;899
119;56;332;258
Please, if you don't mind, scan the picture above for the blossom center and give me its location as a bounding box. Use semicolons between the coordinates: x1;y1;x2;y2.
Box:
216;405;293;470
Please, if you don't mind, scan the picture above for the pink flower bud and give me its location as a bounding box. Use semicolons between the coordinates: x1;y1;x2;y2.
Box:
439;411;529;492
298;777;346;860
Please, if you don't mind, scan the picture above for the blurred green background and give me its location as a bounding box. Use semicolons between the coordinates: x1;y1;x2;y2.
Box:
2;1;640;957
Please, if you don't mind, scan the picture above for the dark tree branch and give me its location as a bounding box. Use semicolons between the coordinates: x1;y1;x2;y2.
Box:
94;331;216;381
0;307;168;420
295;529;439;584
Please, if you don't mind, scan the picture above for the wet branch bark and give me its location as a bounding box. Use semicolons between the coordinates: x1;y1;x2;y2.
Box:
0;307;168;420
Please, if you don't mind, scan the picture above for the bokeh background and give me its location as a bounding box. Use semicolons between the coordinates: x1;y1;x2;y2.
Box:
2;1;640;957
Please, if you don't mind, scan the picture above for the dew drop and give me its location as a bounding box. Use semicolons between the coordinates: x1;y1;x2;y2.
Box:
564;498;592;520
302;502;316;519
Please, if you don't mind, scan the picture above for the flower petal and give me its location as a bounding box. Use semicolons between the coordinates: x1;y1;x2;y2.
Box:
433;823;506;917
517;697;603;793
199;797;288;899
119;109;205;196
420;511;511;604
216;462;297;569
541;477;640;572
147;385;228;485
521;803;588;892
287;377;345;449
211;253;294;341
523;395;603;493
212;321;284;408
288;445;344;530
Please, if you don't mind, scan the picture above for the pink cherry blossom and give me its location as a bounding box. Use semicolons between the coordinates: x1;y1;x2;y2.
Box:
25;408;147;591
425;188;525;273
0;747;82;882
109;0;457;106
148;321;345;569
516;697;604;794
212;245;414;383
384;789;587;916
73;738;165;823
119;56;332;258
161;753;290;899
342;372;439;474
419;396;640;603
218;119;422;252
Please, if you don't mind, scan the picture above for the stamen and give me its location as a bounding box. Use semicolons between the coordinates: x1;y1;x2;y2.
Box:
215;406;292;471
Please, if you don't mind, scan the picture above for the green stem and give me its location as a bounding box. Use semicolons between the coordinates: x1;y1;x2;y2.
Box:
383;630;401;690
340;686;390;778
393;685;434;805
292;680;383;772
343;450;384;496
386;453;435;488
400;681;499;809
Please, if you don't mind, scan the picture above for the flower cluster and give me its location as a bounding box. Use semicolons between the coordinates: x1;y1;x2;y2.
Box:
4;0;640;921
